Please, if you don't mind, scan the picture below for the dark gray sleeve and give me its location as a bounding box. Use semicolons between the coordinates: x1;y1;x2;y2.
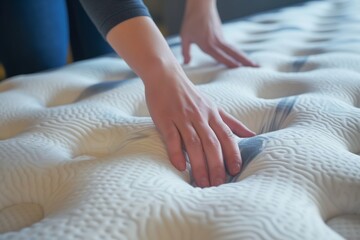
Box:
79;0;151;38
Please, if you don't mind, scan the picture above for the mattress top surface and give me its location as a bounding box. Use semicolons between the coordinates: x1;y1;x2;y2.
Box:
1;0;360;239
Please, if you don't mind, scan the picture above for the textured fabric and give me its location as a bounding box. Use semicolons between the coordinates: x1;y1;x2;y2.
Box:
1;0;360;239
79;0;151;37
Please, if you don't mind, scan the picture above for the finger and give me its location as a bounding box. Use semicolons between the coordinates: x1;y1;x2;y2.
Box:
181;38;192;65
160;123;187;171
178;123;210;188
202;44;241;68
193;120;226;186
220;42;259;67
219;109;256;137
209;115;242;176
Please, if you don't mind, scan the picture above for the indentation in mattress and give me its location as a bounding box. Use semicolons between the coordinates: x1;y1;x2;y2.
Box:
261;97;297;133
254;19;279;25
293;48;325;56
292;57;310;72
278;56;318;73
229;136;267;182
76;80;126;102
306;37;332;43
318;14;348;20
248;26;301;35
0;203;44;233
230;97;296;182
76;76;137;102
238;137;266;169
240;38;268;44
313;28;339;34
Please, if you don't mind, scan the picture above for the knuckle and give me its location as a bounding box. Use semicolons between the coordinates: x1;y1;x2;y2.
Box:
163;130;179;142
201;42;212;52
189;111;203;123
195;119;209;129
182;106;202;122
186;134;201;146
204;135;220;149
220;126;234;139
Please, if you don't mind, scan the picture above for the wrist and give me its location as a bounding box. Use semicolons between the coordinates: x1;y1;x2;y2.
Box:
185;0;216;15
186;0;216;8
141;56;189;88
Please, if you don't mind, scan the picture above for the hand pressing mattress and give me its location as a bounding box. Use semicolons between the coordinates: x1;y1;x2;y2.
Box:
1;0;360;239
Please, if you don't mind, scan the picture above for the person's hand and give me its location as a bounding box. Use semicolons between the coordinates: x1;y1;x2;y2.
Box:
145;72;255;187
180;0;258;68
105;16;255;187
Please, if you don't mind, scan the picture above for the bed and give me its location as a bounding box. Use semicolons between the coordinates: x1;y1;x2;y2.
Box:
1;0;360;239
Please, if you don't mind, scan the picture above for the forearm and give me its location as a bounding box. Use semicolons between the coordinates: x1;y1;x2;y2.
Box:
79;0;150;37
83;3;256;188
106;16;186;87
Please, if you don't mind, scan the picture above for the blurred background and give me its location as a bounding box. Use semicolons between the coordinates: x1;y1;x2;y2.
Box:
0;0;308;80
145;0;309;36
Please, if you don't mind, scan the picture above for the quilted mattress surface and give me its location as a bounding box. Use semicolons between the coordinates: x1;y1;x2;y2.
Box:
1;0;360;239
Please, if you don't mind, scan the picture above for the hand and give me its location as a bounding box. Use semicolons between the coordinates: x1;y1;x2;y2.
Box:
145;72;255;187
180;0;258;68
105;16;255;187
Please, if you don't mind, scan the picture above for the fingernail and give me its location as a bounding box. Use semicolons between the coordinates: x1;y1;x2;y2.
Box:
233;163;241;174
213;177;224;186
252;62;260;67
176;161;186;171
199;178;209;188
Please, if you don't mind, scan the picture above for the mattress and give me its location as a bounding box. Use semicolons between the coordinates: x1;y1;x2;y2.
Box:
1;0;360;239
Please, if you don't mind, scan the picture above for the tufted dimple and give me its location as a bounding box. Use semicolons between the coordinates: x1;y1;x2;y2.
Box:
76;78;135;102
276;56;319;73
293;47;326;56
306;37;332;43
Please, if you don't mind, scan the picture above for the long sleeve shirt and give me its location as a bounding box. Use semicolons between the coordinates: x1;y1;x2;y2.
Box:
79;0;151;37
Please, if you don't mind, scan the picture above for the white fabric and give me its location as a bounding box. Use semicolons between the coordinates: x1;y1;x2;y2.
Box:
1;0;360;239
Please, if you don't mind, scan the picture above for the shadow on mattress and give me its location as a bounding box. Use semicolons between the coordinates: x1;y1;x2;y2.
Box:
190;96;298;186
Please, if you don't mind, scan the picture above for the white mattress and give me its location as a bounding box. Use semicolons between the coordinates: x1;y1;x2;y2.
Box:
1;0;360;239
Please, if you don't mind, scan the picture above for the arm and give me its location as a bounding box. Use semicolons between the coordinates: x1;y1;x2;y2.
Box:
181;0;258;68
80;1;255;187
107;17;255;187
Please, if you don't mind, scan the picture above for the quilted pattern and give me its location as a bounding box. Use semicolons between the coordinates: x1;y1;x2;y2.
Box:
1;0;360;239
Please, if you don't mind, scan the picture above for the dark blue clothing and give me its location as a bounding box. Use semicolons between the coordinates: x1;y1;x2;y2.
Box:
0;0;149;78
79;0;150;38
